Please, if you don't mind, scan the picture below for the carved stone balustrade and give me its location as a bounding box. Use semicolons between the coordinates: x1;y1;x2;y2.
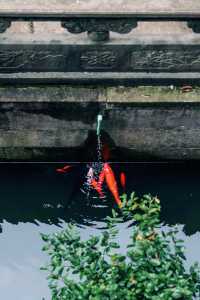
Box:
187;20;200;33
0;19;11;33
0;9;200;84
61;18;137;41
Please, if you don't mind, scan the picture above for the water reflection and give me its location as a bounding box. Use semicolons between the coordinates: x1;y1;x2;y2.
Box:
0;163;199;299
0;162;199;231
0;163;114;229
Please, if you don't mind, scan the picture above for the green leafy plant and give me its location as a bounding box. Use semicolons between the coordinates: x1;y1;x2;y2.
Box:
41;193;200;300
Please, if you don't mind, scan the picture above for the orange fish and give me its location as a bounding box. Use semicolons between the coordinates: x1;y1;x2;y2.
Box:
63;165;71;171
120;172;126;190
91;178;104;198
97;169;105;198
56;168;66;173
56;165;71;173
103;163;122;208
98;169;105;186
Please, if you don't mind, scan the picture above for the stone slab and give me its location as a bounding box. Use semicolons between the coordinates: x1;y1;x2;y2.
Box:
2;40;200;73
1;85;200;103
1;32;200;84
0;0;200;13
0;86;106;102
106;86;200;102
2;72;200;85
5;22;189;36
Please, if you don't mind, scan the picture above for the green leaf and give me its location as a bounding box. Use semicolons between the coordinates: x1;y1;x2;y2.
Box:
40;192;200;300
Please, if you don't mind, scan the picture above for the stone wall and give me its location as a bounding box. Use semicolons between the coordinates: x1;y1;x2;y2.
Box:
1;0;200;12
0;85;200;161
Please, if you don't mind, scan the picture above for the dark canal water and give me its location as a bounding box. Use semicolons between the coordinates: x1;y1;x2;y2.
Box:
0;162;200;300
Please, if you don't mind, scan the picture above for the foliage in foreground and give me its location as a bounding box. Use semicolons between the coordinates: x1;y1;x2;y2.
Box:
41;193;200;300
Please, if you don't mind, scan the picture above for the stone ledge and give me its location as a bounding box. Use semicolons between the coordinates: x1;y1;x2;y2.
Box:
0;0;200;13
0;85;200;103
1;72;200;86
0;86;106;102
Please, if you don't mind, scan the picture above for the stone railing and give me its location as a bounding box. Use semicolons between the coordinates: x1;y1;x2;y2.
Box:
1;12;200;84
1;12;200;37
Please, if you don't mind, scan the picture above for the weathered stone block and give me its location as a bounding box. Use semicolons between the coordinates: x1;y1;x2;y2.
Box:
0;86;200;160
1;32;200;84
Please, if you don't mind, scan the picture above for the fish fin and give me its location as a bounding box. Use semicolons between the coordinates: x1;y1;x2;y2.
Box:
63;165;71;170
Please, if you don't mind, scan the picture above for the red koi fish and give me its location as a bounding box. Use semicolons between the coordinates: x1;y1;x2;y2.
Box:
56;165;71;173
98;169;105;187
56;168;66;173
91;178;104;198
97;169;105;198
103;163;122;208
120;172;126;191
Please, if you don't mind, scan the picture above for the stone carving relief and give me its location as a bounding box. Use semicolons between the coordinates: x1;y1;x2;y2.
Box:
62;18;137;34
187;20;200;33
62;18;137;41
131;49;200;70
0;19;11;33
1;46;199;73
0;50;64;70
80;50;118;69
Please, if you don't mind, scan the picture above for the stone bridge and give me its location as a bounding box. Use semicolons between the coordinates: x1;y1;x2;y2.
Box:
0;0;200;161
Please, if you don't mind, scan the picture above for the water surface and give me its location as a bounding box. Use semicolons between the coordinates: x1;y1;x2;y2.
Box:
0;162;199;299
